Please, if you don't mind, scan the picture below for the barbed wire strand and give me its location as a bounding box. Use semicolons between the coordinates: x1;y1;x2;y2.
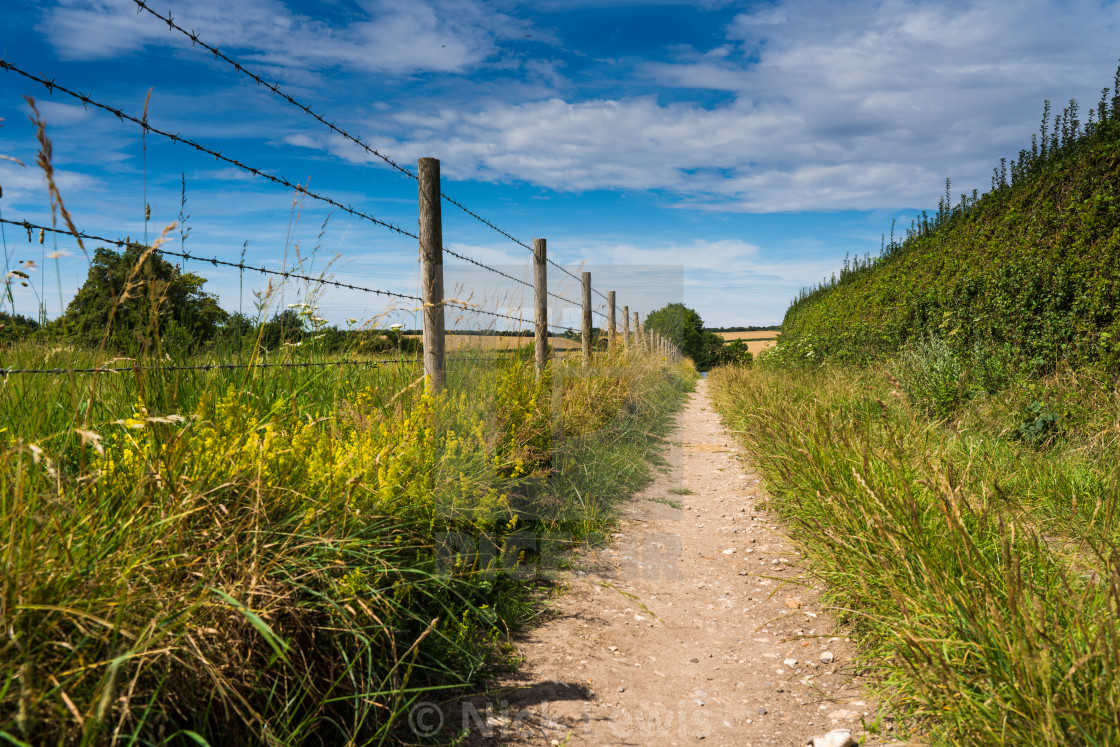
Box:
0;353;563;377
130;4;543;251
1;60;610;314
122;2;613;303
0;217;574;331
0;358;409;376
0;59;416;239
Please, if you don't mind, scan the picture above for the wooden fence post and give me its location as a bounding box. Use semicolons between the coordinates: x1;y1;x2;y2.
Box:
533;238;548;379
581;271;592;367
633;311;641;351
418;157;445;393
622;304;630;349
607;290;616;354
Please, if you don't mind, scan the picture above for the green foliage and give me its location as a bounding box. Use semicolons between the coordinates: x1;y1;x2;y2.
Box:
0;310;39;343
710;364;1120;745
711;338;753;367
644;302;744;370
645;303;704;357
776;64;1120;372
0;340;693;744
61;243;227;352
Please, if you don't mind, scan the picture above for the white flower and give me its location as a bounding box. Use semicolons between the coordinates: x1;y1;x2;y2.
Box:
390;324;402;331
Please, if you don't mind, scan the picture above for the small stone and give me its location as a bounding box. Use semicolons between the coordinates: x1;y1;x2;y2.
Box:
722;548;736;555
758;707;768;715
820;651;835;664
783;658;798;667
827;708;861;721
618;686;626;692
690;657;700;663
805;728;858;747
785;598;801;609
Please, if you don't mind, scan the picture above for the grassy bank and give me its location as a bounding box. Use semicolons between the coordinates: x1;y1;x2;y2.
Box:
777;68;1120;371
0;341;695;745
709;361;1120;745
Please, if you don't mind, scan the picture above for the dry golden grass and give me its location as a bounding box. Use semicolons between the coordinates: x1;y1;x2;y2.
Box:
715;330;781;341
405;333;581;350
715;330;780;354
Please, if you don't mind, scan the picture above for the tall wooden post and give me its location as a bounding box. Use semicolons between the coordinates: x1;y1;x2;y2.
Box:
632;311;640;351
418;157;445;393
622;304;630;349
581;271;592;367
607;290;616;354
533;238;548;379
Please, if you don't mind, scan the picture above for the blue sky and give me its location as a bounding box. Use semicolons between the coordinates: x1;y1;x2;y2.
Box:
2;0;1119;330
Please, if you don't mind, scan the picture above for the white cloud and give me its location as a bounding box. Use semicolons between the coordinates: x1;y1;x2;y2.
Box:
0;162;100;203
287;0;1120;213
39;0;530;74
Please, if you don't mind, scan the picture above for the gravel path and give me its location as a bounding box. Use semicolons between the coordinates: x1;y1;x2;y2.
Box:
455;378;889;746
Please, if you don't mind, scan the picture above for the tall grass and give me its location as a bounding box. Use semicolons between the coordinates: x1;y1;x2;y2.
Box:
0;330;694;744
709;362;1120;745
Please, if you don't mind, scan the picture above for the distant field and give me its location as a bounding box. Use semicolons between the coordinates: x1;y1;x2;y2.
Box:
406;334;581;350
716;330;780;354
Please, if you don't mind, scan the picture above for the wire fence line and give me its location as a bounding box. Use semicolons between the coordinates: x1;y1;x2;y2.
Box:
0;358;409;377
1;45;672;382
0;353;528;377
126;0;600;295
0;60;414;239
0;217;583;332
0;58;611;317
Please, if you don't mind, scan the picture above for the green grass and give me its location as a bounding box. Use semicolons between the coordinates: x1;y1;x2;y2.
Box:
709;362;1120;745
774;70;1120;372
0;337;696;745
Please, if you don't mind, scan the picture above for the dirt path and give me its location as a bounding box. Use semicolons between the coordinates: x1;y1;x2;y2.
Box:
453;379;888;746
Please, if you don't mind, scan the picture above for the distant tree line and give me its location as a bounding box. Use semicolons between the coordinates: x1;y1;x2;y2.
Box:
704;325;781;333
1;243;421;356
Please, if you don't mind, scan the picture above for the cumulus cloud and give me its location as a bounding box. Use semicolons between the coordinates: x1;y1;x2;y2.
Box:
288;0;1120;213
38;0;530;74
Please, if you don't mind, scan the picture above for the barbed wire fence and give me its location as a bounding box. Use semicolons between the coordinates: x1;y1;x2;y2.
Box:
0;20;679;381
124;0;610;303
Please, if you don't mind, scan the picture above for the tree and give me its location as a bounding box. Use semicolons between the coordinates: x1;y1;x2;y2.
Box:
0;311;39;343
644;303;705;360
62;244;226;352
711;339;753;367
645;302;728;367
644;302;752;370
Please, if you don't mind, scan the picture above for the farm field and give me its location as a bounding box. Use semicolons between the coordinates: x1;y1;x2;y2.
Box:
715;329;780;354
